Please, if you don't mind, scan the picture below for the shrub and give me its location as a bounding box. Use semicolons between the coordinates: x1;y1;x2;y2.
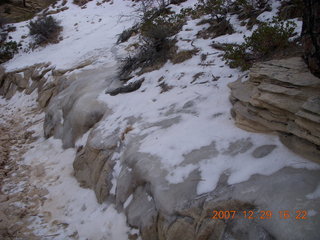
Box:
223;18;297;70
141;8;185;38
223;44;252;70
119;10;185;79
28;16;62;45
246;19;296;57
0;41;18;63
119;38;176;80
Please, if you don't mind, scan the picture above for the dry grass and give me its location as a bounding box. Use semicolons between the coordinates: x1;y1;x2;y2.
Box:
171;49;199;64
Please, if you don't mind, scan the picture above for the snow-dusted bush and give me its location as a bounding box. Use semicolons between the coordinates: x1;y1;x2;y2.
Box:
0;41;18;63
28;16;62;45
247;19;297;56
119;9;185;78
119;37;176;80
224;18;297;70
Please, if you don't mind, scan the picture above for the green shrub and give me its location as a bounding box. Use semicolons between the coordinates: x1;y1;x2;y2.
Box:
246;19;296;57
223;44;252;70
223;18;297;70
0;41;18;63
28;16;62;45
141;9;185;39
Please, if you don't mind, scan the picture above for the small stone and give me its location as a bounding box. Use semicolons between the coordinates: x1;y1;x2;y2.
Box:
252;145;277;158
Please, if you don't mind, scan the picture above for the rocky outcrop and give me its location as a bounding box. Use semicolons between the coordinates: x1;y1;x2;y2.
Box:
0;63;53;101
0;62;111;148
229;57;320;163
73;117;320;240
74;130;320;240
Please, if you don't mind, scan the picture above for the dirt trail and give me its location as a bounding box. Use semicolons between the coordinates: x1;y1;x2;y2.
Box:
0;102;45;239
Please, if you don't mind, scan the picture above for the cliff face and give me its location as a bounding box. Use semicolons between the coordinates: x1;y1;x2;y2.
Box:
229;57;320;163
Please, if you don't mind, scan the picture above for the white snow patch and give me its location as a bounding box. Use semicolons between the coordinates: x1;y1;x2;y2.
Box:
306;185;320;200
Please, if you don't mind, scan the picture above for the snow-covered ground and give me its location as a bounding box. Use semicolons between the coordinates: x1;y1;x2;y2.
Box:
1;0;319;239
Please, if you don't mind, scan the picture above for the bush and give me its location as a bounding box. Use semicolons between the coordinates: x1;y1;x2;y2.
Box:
0;41;18;63
141;8;185;38
119;38;176;80
246;19;296;57
119;10;185;79
223;18;297;70
223;44;252;70
28;16;62;45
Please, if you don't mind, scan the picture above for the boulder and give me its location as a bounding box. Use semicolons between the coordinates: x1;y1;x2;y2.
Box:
229;57;320;163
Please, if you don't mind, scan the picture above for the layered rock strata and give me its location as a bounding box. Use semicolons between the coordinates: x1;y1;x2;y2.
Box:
229;57;320;163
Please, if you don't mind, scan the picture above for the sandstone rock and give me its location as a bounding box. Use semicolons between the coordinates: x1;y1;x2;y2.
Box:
37;82;56;108
73;140;117;203
13;72;29;89
0;77;12;96
31;65;51;81
302;96;320;115
250;57;320;86
257;82;301;96
166;219;195;240
279;133;320;163
5;83;18;99
25;81;39;95
229;57;320;163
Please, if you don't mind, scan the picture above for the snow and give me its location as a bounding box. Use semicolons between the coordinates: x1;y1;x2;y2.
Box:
124;194;133;209
3;0;139;71
306;185;320;200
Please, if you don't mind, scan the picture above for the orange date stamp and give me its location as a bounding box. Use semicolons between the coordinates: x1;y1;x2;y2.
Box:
211;210;308;220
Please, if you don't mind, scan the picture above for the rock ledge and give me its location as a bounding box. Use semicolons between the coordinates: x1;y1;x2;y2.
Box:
229;57;320;163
